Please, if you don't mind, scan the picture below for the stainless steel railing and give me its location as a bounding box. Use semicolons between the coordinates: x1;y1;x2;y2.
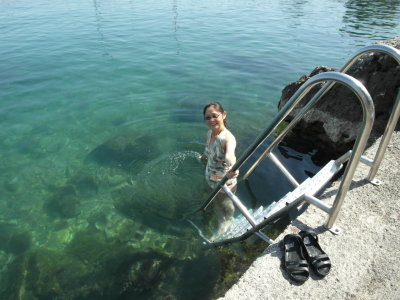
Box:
200;43;399;233
201;72;374;229
244;44;400;183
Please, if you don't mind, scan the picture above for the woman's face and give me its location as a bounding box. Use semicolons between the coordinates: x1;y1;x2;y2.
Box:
204;106;226;132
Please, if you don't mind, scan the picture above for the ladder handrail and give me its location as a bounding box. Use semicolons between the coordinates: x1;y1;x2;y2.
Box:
199;72;375;219
339;44;400;184
368;90;400;180
244;44;400;180
193;44;399;244
341;44;400;73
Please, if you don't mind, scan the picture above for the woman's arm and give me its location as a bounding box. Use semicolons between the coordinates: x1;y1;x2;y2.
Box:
224;132;238;178
224;134;236;166
199;130;211;160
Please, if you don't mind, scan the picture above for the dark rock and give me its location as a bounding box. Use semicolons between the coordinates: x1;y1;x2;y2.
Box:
0;227;171;300
0;222;31;254
53;220;69;231
0;249;89;300
67;172;99;197
43;185;80;218
0;253;30;299
63;227;176;298
112;183;136;217
65;227;110;263
278;37;400;161
88;133;159;170
0;225;211;300
87;210;108;226
7;232;31;255
118;258;164;298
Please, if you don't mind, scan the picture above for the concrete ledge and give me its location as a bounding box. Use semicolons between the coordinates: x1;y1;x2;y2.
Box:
220;131;400;300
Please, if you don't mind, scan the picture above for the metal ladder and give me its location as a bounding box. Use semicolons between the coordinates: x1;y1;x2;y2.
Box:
194;44;400;245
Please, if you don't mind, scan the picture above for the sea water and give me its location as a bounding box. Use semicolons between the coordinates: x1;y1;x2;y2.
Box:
0;0;399;298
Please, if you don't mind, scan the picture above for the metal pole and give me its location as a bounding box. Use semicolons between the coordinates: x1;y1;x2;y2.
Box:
340;44;400;74
303;194;332;213
269;153;300;187
254;231;274;244
222;185;275;244
359;155;374;167
222;184;258;228
367;89;400;181
325;76;375;229
335;150;352;165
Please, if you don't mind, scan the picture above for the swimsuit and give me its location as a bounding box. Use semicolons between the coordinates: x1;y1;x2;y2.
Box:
204;129;237;189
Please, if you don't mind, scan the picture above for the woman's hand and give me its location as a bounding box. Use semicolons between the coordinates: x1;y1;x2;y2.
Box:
226;169;239;179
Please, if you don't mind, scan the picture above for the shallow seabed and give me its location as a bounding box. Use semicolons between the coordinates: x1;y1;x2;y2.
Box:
0;0;399;298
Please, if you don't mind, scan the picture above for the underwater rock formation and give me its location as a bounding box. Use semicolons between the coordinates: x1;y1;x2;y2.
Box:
67;172;99;197
88;133;160;170
0;223;212;300
0;222;31;254
43;185;80;218
278;37;400;160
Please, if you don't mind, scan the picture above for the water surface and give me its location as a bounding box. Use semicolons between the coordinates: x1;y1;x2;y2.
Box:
0;0;399;298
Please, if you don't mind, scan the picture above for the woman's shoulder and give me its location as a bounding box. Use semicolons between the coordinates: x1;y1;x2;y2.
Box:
219;128;236;145
222;128;236;141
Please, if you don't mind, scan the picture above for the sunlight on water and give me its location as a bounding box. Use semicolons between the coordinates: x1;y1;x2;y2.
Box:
0;0;399;298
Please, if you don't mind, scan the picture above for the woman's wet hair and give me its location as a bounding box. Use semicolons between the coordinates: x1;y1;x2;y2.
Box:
203;102;227;126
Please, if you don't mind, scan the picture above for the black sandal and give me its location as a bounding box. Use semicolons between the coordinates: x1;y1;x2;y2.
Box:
299;230;331;277
282;234;309;283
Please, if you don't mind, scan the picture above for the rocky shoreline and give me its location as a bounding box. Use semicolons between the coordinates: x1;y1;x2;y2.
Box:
278;37;400;162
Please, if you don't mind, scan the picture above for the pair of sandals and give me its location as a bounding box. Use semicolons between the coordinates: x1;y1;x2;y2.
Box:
282;230;331;283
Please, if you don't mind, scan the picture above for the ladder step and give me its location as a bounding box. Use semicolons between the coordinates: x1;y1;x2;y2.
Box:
211;159;343;243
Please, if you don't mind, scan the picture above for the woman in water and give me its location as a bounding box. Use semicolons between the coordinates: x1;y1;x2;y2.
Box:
200;102;238;238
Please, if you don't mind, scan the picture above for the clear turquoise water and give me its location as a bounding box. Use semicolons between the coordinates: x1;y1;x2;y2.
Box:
1;0;399;298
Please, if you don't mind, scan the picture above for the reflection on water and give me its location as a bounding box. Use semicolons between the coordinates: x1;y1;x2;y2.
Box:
172;0;181;54
341;0;400;42
93;0;112;58
279;0;308;19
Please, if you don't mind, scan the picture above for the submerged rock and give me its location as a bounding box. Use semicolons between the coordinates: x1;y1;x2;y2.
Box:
118;258;164;298
7;232;31;255
0;223;205;300
0;248;90;300
87;133;160;170
67;172;99;197
0;198;216;300
0;222;31;255
43;185;80;218
278;37;400;160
